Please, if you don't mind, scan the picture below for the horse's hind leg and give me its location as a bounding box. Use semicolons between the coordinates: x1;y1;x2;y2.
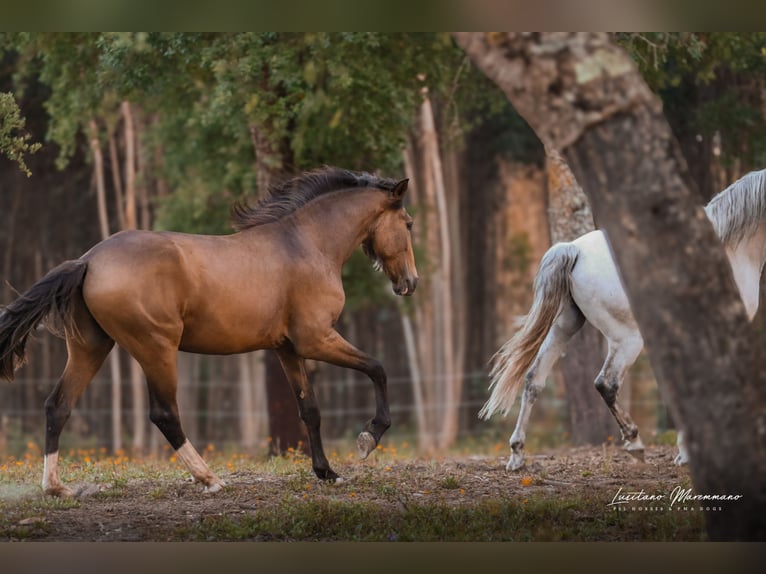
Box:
507;301;585;471
43;303;114;497
674;431;689;465
594;336;644;460
134;345;224;492
275;344;338;481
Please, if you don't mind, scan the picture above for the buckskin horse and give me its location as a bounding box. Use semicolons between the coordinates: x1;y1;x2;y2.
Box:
0;167;418;496
481;169;766;471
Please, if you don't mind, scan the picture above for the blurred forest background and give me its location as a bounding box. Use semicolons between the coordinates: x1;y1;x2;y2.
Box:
1;32;766;458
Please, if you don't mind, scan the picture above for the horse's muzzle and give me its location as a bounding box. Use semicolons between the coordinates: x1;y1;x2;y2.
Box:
394;276;418;296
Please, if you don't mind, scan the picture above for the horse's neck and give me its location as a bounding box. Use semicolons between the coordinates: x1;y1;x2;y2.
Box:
289;190;386;264
725;225;766;321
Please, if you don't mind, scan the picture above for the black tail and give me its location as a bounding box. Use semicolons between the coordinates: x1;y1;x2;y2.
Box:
0;259;88;381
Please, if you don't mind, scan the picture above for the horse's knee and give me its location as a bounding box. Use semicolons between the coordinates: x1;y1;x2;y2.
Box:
367;360;386;384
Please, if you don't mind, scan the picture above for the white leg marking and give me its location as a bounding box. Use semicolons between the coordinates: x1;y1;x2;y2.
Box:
674;431;690;465
175;440;226;491
42;451;58;492
42;451;73;497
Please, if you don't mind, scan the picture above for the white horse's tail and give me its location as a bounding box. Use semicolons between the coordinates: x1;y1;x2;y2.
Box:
480;242;581;419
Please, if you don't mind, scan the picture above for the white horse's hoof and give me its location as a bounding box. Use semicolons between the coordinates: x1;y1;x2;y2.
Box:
626;448;645;462
623;437;645;461
506;453;525;472
673;452;689;466
357;431;376;459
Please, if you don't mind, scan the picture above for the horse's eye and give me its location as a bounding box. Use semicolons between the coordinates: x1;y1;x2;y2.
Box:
406;221;413;231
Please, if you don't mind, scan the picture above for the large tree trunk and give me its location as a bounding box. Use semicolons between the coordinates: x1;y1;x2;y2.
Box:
545;147;617;444
455;31;766;540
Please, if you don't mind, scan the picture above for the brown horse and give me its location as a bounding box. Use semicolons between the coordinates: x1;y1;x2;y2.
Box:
0;167;418;496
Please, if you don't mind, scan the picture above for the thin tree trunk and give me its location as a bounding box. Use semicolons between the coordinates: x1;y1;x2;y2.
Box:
88;117;124;453
402;145;433;451
89;120;110;239
121;102;137;231
455;30;766;541
401;313;427;447
108;131;126;230
177;352;198;445
239;353;257;453
420;92;460;450
407;131;439;450
120;101;147;454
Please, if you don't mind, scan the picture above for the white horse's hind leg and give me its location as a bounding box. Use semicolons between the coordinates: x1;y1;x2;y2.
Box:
507;302;584;471
674;430;690;465
594;336;645;460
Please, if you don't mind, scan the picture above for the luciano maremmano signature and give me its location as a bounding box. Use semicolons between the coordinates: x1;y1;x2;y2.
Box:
607;486;743;508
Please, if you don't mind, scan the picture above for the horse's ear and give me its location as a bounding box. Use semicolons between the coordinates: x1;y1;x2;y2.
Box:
392;178;409;199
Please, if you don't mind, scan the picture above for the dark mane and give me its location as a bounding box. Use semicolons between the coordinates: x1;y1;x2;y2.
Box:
231;167;398;231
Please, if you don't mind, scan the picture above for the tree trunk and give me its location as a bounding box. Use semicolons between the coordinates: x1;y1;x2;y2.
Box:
239;352;266;453
88;117;124;453
119;101;148;454
545;146;617;444
403;140;437;451
108;130;126;230
176;352;199;444
455;31;766;541
264;349;307;455
421;92;459;450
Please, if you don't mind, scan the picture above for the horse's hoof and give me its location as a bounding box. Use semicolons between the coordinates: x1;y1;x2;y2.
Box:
506;453;525;472
673;452;689;466
204;479;226;493
316;468;341;482
623;436;645;462
626;448;645;462
357;431;377;459
43;484;75;498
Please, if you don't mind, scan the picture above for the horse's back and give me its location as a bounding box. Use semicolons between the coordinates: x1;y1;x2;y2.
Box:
569;230;640;344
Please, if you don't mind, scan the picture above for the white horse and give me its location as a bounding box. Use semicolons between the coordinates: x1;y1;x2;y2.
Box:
481;169;766;471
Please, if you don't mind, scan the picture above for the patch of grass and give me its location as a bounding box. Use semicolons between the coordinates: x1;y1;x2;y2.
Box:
0;494;79;541
439;475;461;490
173;493;705;542
654;430;679;446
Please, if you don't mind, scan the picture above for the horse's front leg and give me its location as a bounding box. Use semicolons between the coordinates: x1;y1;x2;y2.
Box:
275;345;339;482
300;330;390;459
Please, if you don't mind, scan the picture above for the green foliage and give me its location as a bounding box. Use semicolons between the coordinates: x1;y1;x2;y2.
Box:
618;32;766;168
0;91;40;176
0;32;532;306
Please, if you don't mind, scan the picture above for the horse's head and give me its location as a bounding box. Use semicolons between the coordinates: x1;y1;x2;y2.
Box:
363;178;419;296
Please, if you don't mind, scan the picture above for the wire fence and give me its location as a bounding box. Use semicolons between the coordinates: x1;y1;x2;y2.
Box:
0;367;672;459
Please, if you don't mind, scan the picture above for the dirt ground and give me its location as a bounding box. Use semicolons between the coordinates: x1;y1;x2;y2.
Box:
0;444;708;541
